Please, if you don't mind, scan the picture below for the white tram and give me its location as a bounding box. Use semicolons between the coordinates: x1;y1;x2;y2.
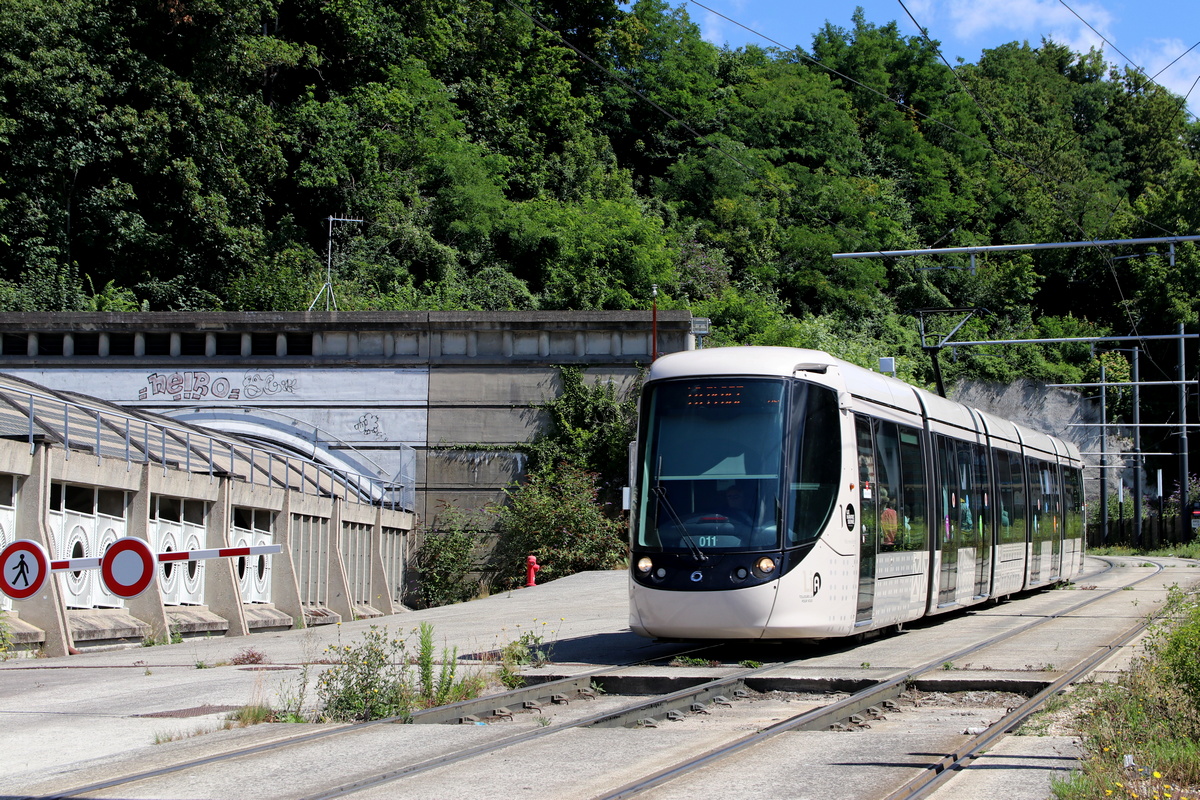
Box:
628;347;1085;640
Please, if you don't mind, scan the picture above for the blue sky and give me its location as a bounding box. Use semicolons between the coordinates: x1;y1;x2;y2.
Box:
682;0;1200;117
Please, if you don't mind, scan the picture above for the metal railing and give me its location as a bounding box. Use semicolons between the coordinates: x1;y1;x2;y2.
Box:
0;385;414;511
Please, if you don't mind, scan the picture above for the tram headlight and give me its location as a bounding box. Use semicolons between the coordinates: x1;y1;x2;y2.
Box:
636;557;653;574
754;557;776;575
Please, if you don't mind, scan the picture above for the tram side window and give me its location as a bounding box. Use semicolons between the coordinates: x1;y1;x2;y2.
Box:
898;428;927;551
955;440;979;541
970;442;991;544
853;417;925;553
855;417;877;552
787;384;840;545
1027;458;1052;545
874;421;901;550
996;451;1026;545
1064;468;1084;540
935;436;957;544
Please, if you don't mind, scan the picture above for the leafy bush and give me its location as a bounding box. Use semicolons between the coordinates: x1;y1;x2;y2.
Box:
415;503;482;608
488;462;627;589
525;366;639;505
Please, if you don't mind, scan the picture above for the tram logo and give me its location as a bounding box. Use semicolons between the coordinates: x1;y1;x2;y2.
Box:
813;573;821;596
689;570;703;583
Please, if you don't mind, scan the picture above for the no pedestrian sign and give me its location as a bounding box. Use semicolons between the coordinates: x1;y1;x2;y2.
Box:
0;540;50;600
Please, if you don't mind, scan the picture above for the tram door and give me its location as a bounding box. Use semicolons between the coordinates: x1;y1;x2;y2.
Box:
965;442;991;599
1049;466;1064;580
935;436;958;605
855;417;877;624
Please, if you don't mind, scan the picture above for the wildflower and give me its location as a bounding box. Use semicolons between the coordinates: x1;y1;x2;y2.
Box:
1154;773;1162;779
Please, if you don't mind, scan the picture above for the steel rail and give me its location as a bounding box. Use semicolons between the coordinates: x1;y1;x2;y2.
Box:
889;559;1174;800
39;558;1138;800
35;643;724;800
593;558;1165;799
310;557;1142;799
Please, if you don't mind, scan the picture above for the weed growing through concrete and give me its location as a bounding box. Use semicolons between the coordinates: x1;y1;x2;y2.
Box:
669;656;721;667
315;623;485;722
229;647;269;666
0;610;12;659
496;619;561;689
1051;586;1200;800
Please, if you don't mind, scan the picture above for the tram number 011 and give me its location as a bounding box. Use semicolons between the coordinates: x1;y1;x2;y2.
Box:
697;536;719;548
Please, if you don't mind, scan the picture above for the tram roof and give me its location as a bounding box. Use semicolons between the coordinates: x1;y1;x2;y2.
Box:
648;347;1081;464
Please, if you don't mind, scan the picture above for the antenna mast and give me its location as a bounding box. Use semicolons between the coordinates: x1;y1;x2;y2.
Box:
310;215;363;311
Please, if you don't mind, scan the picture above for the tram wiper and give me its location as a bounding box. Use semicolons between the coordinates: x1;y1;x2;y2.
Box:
652;485;707;562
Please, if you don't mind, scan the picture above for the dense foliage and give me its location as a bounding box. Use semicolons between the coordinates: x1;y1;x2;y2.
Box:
3;2;1198;349
5;0;1200;477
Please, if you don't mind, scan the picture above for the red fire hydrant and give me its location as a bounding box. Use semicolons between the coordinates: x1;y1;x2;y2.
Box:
525;555;541;587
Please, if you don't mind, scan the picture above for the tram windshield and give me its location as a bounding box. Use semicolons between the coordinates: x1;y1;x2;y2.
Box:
636;378;840;554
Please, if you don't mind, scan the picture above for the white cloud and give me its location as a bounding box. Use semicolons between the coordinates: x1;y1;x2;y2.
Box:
701;10;727;45
1131;38;1200;114
944;0;1113;48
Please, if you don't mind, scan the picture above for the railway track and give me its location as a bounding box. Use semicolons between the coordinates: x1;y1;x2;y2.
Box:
17;555;1190;800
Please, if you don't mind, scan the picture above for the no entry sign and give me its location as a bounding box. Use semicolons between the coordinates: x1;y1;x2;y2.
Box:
0;540;49;600
100;537;155;599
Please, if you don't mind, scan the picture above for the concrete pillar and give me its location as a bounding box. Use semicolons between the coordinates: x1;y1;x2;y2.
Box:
26;333;37;357
128;465;171;640
368;506;395;615
326;498;355;622
276;333;287;357
204;478;249;636
134;333;145;357
98;333;110;357
240;334;251;358
205;334;216;357
12;443;72;656
63;334;74;357
270;492;304;628
169;333;181;357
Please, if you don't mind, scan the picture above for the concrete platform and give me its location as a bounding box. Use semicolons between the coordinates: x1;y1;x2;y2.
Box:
1;560;1193;799
0;570;655;790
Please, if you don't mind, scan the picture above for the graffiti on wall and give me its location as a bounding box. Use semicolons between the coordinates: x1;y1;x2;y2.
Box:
354;413;388;441
138;369;297;402
242;370;297;399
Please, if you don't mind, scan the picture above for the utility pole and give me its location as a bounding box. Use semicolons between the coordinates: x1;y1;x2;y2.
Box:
1100;361;1107;543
